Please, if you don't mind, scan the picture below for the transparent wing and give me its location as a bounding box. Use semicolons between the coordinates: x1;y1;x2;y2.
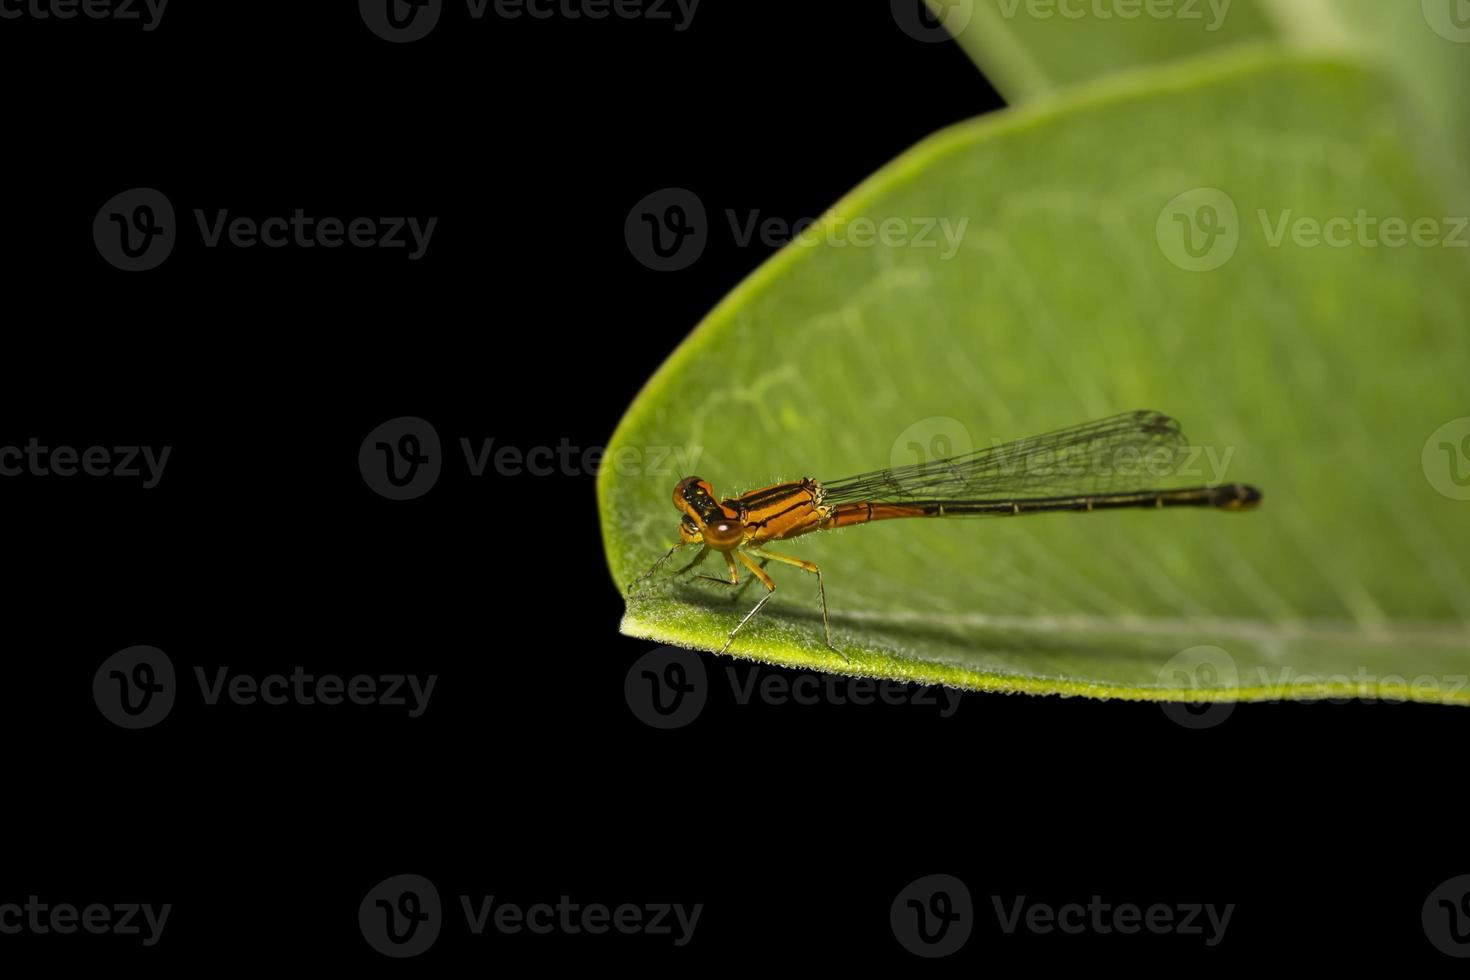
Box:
820;410;1189;504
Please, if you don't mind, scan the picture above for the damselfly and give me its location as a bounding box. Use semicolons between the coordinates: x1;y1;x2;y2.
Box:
630;411;1262;657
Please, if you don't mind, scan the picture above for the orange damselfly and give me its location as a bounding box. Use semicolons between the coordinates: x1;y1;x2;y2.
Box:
630;411;1262;657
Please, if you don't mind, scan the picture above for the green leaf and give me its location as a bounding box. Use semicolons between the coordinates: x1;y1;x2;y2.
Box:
598;48;1470;702
1268;0;1470;193
926;0;1277;100
932;0;1470;188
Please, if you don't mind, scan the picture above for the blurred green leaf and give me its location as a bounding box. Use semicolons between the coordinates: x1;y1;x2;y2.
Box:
926;0;1276;100
932;0;1470;188
599;49;1470;701
1276;0;1470;192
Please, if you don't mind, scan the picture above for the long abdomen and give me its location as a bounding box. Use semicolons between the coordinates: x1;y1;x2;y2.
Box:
823;483;1262;527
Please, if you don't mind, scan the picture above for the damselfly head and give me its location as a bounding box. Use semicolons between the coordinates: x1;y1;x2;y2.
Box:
673;475;707;506
673;477;743;549
675;476;728;519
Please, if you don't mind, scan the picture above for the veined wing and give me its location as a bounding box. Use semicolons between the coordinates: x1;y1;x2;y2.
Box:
819;410;1190;504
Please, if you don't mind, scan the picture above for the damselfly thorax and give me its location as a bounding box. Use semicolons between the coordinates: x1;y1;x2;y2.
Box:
629;411;1263;658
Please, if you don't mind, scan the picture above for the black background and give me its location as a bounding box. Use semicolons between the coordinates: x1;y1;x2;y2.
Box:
1;0;1463;969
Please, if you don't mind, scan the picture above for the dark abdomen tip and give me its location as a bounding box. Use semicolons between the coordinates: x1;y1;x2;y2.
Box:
1219;483;1263;510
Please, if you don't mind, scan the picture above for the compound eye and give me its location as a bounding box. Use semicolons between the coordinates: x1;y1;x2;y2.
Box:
675;476;712;511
